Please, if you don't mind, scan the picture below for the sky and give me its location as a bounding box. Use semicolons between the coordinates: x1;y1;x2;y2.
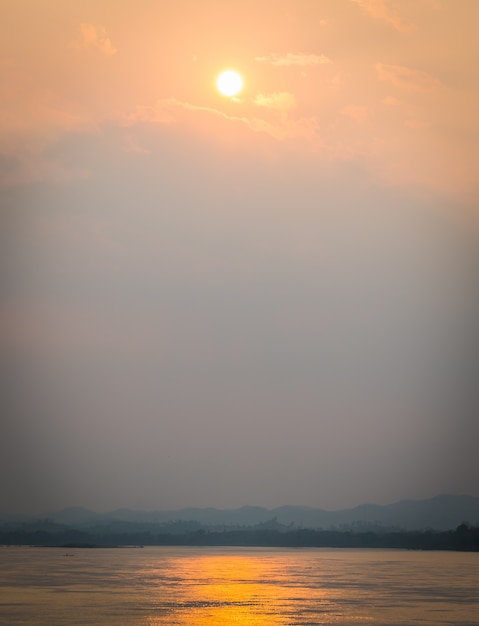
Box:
1;0;478;516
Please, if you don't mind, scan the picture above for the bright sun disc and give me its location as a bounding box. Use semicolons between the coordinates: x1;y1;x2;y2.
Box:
216;70;243;97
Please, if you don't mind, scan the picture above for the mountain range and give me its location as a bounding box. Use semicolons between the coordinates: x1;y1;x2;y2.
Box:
8;494;478;531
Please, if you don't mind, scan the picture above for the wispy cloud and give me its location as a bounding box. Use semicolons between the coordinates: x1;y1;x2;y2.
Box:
254;92;296;118
70;23;117;57
382;95;403;106
376;63;442;92
255;53;331;67
0;64;93;186
122;98;317;142
341;104;370;124
0;150;90;187
120;102;176;126
351;0;415;32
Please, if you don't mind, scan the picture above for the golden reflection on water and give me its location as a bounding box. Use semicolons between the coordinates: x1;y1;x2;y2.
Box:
146;553;293;625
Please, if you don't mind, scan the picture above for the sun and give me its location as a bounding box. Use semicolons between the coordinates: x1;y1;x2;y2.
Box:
216;70;243;97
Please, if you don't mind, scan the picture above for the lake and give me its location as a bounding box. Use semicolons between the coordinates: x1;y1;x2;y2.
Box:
0;546;478;625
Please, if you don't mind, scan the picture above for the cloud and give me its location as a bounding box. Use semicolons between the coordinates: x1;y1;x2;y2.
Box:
254;92;296;117
382;95;403;106
0;152;90;187
0;65;94;186
404;118;428;130
121;98;240;128
351;0;415;32
70;23;117;57
249;116;319;141
255;53;331;67
341;104;370;124
376;63;442;92
122;97;318;143
120;102;176;126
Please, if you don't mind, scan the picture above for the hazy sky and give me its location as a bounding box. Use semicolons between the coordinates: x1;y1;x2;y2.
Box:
1;0;478;515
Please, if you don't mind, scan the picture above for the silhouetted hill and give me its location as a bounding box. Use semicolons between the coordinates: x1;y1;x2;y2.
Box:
29;494;479;531
49;506;98;525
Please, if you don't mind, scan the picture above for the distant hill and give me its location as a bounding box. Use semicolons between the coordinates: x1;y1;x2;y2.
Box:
47;506;99;525
37;494;479;531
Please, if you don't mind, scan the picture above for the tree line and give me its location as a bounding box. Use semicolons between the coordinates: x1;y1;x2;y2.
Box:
1;522;479;551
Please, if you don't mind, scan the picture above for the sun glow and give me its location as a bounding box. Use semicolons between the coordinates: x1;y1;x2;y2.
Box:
216;70;243;97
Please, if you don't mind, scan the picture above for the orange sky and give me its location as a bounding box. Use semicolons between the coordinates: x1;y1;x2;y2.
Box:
1;0;478;200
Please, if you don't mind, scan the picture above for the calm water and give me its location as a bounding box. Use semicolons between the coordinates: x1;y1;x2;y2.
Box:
0;546;478;625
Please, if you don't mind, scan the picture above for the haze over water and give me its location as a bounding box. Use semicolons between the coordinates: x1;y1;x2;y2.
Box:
1;547;478;625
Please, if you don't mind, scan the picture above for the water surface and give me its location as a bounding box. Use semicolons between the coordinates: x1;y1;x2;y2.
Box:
0;546;478;625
